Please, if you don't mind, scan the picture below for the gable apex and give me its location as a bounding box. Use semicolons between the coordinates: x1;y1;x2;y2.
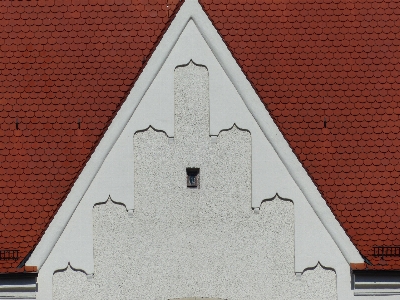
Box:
25;0;363;274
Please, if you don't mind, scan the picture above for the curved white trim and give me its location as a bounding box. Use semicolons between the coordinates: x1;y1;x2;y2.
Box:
27;0;362;271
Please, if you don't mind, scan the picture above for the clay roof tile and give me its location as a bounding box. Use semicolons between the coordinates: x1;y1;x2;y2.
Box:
0;0;399;272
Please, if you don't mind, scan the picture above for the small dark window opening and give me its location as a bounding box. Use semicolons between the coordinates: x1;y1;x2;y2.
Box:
186;168;200;188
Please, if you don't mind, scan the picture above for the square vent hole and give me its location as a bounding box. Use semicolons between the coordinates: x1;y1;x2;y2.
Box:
186;168;200;188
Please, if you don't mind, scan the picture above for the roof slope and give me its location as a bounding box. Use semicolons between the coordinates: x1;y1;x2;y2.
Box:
201;0;400;269
0;0;181;272
0;0;399;271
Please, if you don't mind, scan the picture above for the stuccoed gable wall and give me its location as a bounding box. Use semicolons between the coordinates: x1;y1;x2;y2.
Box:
52;63;336;300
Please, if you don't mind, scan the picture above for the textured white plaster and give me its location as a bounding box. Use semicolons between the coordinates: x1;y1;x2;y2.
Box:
52;63;336;300
54;197;337;300
31;0;360;285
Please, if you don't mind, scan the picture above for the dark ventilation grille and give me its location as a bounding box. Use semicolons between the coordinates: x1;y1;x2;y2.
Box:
0;250;19;261
186;168;200;188
373;247;400;258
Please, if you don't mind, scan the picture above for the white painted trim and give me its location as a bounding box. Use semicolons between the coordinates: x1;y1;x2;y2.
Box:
354;290;400;296
0;295;36;300
27;0;362;270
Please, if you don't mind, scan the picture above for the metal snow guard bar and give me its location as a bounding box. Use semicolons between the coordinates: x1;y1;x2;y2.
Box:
373;246;400;258
0;250;19;261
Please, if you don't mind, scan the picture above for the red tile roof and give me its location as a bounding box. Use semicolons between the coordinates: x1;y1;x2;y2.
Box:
0;0;182;273
0;0;399;272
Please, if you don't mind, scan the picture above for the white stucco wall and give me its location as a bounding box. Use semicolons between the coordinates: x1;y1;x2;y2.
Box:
52;63;336;300
53;199;336;300
33;5;362;297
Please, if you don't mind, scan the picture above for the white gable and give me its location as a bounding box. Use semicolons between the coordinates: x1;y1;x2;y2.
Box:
27;0;364;299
